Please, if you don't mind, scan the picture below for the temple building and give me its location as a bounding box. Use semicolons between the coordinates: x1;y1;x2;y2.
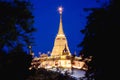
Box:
29;7;92;72
51;7;71;56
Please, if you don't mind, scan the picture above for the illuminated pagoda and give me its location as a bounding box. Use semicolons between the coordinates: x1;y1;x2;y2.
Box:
30;7;91;71
51;6;71;56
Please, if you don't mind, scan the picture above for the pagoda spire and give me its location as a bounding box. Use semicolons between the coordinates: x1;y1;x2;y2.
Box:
58;6;64;35
51;6;71;56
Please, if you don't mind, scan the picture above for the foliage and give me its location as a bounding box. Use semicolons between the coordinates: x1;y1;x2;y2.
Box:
0;0;35;53
26;68;76;80
0;0;35;80
79;0;120;80
0;51;32;80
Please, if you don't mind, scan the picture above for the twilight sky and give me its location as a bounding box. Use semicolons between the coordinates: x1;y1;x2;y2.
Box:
30;0;106;57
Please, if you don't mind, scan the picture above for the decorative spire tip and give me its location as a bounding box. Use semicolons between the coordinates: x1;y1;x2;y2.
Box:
58;6;63;14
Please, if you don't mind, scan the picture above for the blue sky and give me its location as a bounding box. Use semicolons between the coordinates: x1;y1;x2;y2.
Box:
30;0;106;57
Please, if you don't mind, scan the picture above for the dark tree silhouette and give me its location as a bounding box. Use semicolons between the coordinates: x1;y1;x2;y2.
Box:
0;0;35;53
26;68;76;80
0;0;35;80
79;0;120;80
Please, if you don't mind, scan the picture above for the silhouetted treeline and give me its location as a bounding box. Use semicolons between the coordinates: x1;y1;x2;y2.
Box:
79;0;120;80
26;68;76;80
0;0;35;80
0;51;33;80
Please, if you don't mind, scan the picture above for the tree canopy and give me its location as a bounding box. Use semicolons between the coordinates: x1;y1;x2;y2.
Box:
0;0;35;53
26;68;76;80
79;0;120;80
0;0;35;80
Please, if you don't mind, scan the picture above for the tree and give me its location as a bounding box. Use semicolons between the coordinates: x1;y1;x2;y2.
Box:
79;0;120;80
26;68;76;80
0;0;35;80
0;0;35;53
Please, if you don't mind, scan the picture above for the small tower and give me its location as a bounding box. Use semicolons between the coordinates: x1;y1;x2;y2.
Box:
51;6;71;56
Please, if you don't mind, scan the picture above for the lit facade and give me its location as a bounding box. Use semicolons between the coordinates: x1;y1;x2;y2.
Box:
30;7;91;71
